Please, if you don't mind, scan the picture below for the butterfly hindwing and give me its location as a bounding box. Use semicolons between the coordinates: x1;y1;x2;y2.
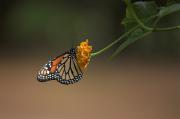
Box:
37;62;57;82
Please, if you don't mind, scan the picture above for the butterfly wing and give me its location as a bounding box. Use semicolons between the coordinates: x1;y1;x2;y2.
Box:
37;54;65;82
55;50;83;85
37;48;83;85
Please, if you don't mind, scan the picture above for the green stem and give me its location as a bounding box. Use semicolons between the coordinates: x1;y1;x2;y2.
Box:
90;12;156;57
153;17;161;27
154;25;180;31
91;26;138;57
152;15;180;31
110;31;152;59
90;0;180;58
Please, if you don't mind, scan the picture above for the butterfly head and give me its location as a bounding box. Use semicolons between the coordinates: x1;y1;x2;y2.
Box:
70;48;76;55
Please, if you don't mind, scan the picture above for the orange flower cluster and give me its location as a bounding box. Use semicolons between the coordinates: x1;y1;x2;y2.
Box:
76;39;92;70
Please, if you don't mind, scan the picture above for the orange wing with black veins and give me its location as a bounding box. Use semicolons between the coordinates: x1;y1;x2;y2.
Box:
50;56;64;73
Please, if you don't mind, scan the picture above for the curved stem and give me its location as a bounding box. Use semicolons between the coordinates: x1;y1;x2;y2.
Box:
91;0;180;58
152;16;180;31
154;25;180;31
153;17;161;27
91;26;138;57
110;31;152;59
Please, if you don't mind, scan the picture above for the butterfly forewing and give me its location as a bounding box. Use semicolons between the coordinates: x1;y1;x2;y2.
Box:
56;53;83;85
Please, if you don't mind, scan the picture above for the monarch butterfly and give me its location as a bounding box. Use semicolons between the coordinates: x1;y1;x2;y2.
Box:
37;48;83;85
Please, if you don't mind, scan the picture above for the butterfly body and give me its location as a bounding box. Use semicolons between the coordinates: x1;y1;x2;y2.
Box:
37;48;83;85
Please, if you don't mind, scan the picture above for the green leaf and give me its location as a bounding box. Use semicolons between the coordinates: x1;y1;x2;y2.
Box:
112;1;158;57
122;1;158;30
158;3;180;18
166;0;177;6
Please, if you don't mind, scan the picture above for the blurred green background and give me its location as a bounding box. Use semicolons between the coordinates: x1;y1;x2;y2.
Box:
1;0;180;57
0;0;180;119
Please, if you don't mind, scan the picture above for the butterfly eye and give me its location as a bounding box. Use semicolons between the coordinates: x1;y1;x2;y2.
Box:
70;48;76;54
